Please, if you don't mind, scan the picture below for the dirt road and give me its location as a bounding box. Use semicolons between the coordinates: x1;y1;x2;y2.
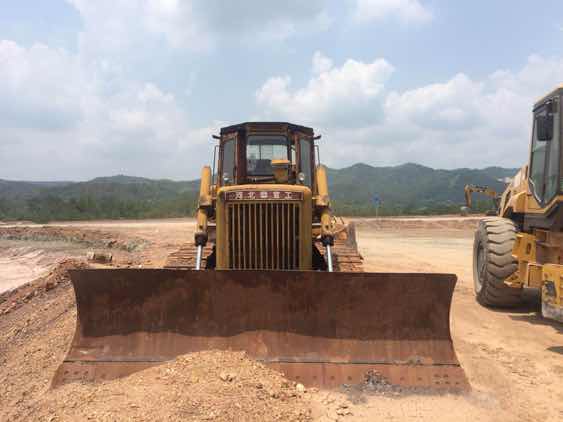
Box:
0;217;561;421
352;218;562;421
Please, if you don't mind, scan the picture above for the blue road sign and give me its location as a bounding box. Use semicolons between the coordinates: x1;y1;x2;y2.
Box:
373;194;381;206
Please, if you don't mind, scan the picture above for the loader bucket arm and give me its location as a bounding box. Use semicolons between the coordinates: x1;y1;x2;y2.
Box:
54;269;468;390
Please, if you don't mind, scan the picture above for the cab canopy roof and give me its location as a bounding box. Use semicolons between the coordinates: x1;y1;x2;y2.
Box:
220;122;314;136
534;86;563;110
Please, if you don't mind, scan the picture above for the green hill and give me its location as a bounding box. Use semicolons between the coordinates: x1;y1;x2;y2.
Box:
0;175;200;222
47;175;199;202
0;163;517;222
0;180;72;199
327;163;514;215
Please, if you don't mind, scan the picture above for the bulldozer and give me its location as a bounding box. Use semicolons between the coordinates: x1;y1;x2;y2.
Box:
55;122;468;390
461;184;499;216
473;87;563;322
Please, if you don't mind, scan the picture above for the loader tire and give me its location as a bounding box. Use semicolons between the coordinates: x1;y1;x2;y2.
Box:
473;217;523;307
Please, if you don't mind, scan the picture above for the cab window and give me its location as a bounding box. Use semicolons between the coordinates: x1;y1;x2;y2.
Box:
222;138;236;185
299;138;312;187
529;103;559;204
246;135;289;176
544;104;560;202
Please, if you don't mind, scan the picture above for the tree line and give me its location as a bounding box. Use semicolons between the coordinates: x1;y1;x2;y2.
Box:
0;193;199;223
0;194;495;223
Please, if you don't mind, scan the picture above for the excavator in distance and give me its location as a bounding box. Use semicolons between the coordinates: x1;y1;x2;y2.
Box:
461;184;500;216
55;122;468;390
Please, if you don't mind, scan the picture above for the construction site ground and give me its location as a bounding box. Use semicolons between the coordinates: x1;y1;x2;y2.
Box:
0;217;561;421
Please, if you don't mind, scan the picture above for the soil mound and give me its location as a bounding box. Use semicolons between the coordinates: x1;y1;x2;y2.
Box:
0;226;145;251
32;352;312;422
0;261;313;422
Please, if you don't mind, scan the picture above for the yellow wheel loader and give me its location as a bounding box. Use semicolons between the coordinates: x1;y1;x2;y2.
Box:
55;122;468;390
473;87;563;322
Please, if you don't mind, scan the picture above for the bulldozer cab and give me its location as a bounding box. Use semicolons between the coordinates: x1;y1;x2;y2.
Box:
218;122;315;187
528;90;561;208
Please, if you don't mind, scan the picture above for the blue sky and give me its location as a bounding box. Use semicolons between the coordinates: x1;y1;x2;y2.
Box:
1;0;563;180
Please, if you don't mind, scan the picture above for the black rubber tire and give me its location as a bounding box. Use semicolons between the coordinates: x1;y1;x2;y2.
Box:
473;217;523;307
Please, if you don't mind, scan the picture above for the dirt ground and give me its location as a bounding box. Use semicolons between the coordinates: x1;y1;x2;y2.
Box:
0;217;561;421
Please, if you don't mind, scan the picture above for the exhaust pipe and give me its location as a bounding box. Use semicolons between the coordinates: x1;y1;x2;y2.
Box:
195;245;203;270
325;244;333;272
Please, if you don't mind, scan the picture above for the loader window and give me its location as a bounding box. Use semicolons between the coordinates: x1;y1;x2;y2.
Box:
530;104;559;204
246;135;289;176
299;138;312;187
530;128;547;203
545;107;560;202
222;138;236;185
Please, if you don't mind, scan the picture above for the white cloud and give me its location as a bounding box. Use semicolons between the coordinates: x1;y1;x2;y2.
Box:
396;56;562;168
256;52;394;126
3;2;563;181
194;1;331;42
64;0;208;63
385;54;563;139
1;1;334;180
0;39;209;180
312;51;334;74
0;40;89;130
354;0;433;24
65;0;331;58
256;52;563;170
385;74;485;131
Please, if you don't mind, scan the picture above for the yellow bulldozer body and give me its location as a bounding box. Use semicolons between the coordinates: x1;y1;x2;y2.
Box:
215;184;312;270
55;121;468;390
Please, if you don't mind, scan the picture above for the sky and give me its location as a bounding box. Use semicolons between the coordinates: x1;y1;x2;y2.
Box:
1;0;563;181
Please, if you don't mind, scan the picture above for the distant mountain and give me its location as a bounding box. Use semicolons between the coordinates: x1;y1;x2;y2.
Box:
1;175;199;201
326;162;516;214
0;163;518;221
0;175;200;222
0;180;72;199
46;175;200;202
90;175;154;184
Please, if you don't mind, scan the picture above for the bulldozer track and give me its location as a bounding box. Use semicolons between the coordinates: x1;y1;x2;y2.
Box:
322;241;364;272
164;244;214;270
164;239;363;272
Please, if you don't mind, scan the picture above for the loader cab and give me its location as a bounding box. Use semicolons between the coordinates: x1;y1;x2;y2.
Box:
528;89;562;208
217;122;315;189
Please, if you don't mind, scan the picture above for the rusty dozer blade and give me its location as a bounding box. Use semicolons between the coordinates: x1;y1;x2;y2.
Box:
54;269;468;390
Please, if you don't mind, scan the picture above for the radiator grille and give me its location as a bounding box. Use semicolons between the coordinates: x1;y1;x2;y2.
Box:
227;202;300;270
